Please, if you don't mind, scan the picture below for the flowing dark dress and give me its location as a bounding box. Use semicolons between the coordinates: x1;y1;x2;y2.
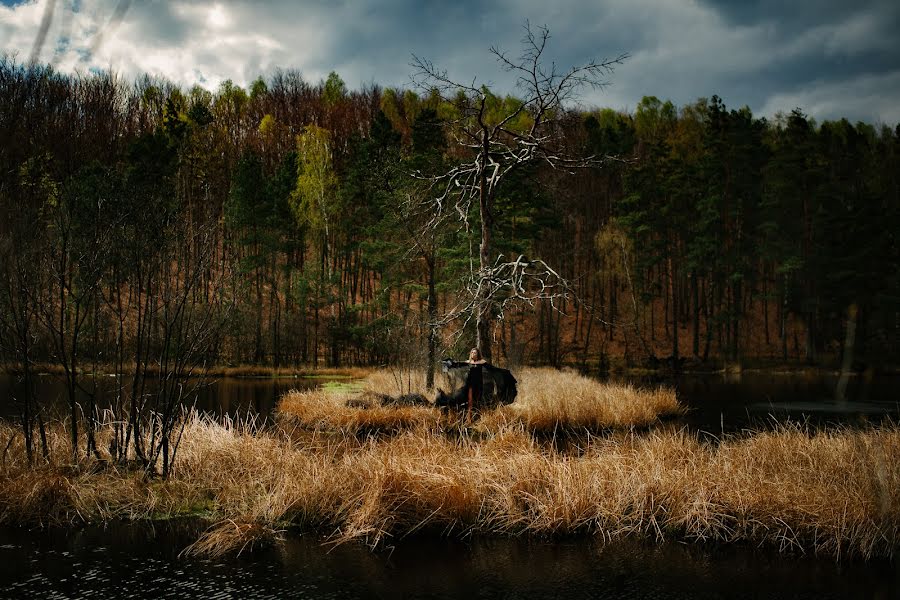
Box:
465;363;484;409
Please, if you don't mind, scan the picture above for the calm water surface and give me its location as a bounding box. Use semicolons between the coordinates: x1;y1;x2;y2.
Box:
1;370;899;598
0;373;329;421
650;371;900;433
3;370;898;430
0;521;897;599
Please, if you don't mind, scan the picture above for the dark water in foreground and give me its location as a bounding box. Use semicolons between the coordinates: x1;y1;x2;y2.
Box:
1;371;899;598
0;521;897;600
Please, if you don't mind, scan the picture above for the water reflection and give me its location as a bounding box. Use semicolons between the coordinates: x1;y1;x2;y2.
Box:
618;372;900;433
2;371;899;433
0;373;328;421
2;373;900;598
0;522;896;599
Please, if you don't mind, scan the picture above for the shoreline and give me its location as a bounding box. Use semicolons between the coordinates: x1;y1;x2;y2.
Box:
2;361;897;380
0;363;370;380
1;369;898;562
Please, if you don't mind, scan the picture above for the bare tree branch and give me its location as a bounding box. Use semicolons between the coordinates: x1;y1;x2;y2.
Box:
408;22;627;360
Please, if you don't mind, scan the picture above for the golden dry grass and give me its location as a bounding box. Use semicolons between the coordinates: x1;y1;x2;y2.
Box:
278;368;682;436
1;369;898;560
503;368;682;430
360;369;431;396
278;387;439;437
209;365;370;379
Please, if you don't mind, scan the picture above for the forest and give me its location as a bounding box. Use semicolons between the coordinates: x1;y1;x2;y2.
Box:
2;52;900;560
1;56;898;383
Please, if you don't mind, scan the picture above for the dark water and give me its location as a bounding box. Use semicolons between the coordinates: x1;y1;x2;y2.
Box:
0;521;897;600
1;371;899;598
0;373;329;421
3;371;898;432
653;372;900;433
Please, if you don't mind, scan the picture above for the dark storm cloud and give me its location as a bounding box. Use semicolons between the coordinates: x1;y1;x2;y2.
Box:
701;0;899;28
690;0;900;123
1;0;897;124
694;1;900;76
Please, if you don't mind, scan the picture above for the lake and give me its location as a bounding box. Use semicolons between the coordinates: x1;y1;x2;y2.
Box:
0;369;898;598
1;520;897;599
642;370;900;433
3;369;898;432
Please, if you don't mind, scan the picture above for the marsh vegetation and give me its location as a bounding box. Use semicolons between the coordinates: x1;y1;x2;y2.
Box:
0;369;898;562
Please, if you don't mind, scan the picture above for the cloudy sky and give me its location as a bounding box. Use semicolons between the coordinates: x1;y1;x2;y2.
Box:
1;0;898;125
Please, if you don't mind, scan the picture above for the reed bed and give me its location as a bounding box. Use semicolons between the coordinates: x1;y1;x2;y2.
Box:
2;408;899;560
278;388;439;436
0;370;894;559
208;365;369;379
360;369;431;396
278;368;682;436
504;368;682;430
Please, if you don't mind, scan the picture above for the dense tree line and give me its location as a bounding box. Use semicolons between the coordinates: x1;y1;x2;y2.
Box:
598;96;900;371
2;57;898;393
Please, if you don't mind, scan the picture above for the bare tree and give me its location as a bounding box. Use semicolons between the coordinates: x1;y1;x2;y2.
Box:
144;218;232;478
0;167;50;463
410;22;627;360
38;167;115;462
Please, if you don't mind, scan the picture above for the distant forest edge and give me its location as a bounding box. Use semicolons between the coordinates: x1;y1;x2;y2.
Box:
1;58;898;374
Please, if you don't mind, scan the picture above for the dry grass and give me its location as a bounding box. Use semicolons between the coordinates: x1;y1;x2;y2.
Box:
502;368;682;430
278;368;682;436
181;519;283;558
209;365;370;379
360;369;431;396
278;388;439;437
1;369;898;560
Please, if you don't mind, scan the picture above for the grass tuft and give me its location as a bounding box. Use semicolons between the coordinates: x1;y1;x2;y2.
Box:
278;368;681;437
181;519;284;558
504;368;683;430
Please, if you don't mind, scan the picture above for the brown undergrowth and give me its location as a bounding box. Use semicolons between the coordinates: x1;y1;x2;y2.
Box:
0;369;898;560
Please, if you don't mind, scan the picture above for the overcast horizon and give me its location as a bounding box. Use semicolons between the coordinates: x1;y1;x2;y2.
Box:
2;0;899;126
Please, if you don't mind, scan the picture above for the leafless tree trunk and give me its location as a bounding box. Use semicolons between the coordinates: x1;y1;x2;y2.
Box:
411;22;627;359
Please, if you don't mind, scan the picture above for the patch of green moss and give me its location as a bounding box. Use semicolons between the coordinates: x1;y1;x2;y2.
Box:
320;380;364;394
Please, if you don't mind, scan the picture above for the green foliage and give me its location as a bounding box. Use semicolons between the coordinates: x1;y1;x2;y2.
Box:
225;150;297;277
215;79;248;120
584;109;635;156
323;71;347;107
2;56;898;371
163;96;188;143
292;125;338;234
482;88;533;132
250;76;268;100
225;152;267;229
18;153;59;211
259;114;277;137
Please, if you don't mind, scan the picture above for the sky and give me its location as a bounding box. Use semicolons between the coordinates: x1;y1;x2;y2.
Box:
1;0;899;125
